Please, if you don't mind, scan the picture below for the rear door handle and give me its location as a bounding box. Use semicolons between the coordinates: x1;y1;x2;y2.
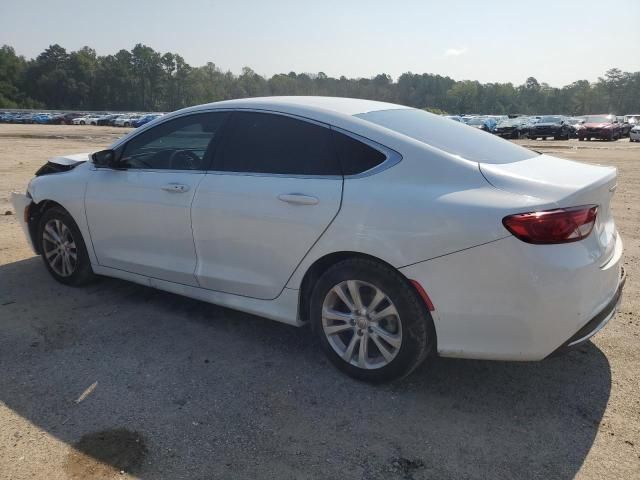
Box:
162;183;190;193
277;193;319;205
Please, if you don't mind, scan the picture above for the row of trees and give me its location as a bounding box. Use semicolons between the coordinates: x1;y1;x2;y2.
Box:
1;44;639;115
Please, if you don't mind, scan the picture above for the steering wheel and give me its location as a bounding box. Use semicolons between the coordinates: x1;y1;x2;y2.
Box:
168;149;200;170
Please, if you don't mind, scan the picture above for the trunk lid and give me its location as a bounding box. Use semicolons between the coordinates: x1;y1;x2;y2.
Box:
480;154;618;262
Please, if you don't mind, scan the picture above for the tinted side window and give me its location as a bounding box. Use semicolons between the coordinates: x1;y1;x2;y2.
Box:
218;112;339;175
120;112;228;170
331;130;387;175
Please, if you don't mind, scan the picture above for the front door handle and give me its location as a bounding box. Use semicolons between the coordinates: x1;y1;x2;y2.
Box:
162;183;190;193
277;193;319;205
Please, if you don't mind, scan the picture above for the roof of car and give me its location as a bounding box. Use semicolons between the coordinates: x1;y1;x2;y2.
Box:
184;96;412;117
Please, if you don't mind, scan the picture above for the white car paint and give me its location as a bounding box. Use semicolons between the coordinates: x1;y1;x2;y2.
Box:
192;173;343;299
12;96;624;361
72;115;101;125
114;115;140;127
85;168;204;286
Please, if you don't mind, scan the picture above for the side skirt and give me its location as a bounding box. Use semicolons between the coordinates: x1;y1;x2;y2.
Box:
92;264;303;326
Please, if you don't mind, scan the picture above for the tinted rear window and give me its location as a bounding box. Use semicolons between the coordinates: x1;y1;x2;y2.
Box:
356;109;538;164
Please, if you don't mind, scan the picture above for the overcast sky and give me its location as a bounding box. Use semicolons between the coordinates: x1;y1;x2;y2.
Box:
1;0;638;86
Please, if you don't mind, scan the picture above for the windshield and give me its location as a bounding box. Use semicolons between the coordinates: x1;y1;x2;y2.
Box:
466;118;485;125
356;109;538;164
584;116;612;123
539;116;563;123
498;118;521;126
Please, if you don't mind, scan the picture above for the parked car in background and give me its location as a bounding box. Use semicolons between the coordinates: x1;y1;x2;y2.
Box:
13;113;36;124
132;113;163;128
630;124;640;142
578;114;622;141
114;115;141;127
567;117;585;138
11;97;625;382
32;113;53;124
494;117;530;139
49;112;85;125
97;114;119;126
0;112;17;122
624;114;640;126
529;115;572;140
72;115;97;125
444;115;465;123
465;116;496;132
617;117;632;137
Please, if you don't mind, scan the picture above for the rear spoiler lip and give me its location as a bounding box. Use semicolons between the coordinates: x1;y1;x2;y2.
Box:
478;154;617;205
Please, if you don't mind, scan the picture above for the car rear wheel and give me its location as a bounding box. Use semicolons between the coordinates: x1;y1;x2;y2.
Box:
38;207;95;286
311;258;435;383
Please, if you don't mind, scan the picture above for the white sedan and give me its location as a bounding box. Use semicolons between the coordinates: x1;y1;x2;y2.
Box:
72;115;101;125
114;115;141;127
11;97;625;382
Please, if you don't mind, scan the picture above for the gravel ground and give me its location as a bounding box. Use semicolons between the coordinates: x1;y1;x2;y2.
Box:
0;124;638;480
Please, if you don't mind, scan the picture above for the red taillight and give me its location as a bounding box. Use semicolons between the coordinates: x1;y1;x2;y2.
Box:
502;205;598;244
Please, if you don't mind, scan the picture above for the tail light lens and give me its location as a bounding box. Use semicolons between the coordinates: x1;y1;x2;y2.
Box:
503;205;598;244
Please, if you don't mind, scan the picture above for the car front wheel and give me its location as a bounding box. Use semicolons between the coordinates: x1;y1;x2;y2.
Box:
311;258;435;383
38;207;95;286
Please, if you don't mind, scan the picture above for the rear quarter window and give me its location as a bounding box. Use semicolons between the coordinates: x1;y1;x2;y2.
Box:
331;130;387;175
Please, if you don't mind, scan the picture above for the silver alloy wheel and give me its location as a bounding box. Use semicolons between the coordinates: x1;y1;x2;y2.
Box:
321;280;402;369
42;219;78;277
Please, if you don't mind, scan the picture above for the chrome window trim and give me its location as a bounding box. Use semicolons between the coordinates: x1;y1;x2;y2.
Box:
107;107;402;179
330;126;403;179
90;165;207;175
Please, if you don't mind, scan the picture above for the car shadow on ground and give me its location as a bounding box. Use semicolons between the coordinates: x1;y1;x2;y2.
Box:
0;257;612;479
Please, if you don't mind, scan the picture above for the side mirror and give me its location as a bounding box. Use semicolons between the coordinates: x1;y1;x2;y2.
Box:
91;149;122;169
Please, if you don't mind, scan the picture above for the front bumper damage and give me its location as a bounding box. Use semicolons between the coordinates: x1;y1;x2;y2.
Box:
10;191;36;252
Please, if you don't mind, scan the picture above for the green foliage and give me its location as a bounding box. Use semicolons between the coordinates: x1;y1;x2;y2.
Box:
1;43;639;115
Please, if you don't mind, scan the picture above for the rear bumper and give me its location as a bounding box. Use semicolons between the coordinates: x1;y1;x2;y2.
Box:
399;232;624;361
10;191;36;252
549;267;626;356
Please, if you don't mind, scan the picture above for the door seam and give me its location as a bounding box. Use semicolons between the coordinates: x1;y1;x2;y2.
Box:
189;173;208;287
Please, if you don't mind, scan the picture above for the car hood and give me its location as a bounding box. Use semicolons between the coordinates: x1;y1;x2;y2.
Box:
583;122;611;128
48;153;90;166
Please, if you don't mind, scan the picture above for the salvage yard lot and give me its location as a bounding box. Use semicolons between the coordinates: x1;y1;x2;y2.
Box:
0;124;638;480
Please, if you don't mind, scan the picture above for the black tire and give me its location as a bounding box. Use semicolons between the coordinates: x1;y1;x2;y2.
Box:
37;206;95;286
310;258;435;383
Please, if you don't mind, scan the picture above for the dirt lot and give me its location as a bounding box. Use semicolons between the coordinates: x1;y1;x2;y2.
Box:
0;124;638;480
